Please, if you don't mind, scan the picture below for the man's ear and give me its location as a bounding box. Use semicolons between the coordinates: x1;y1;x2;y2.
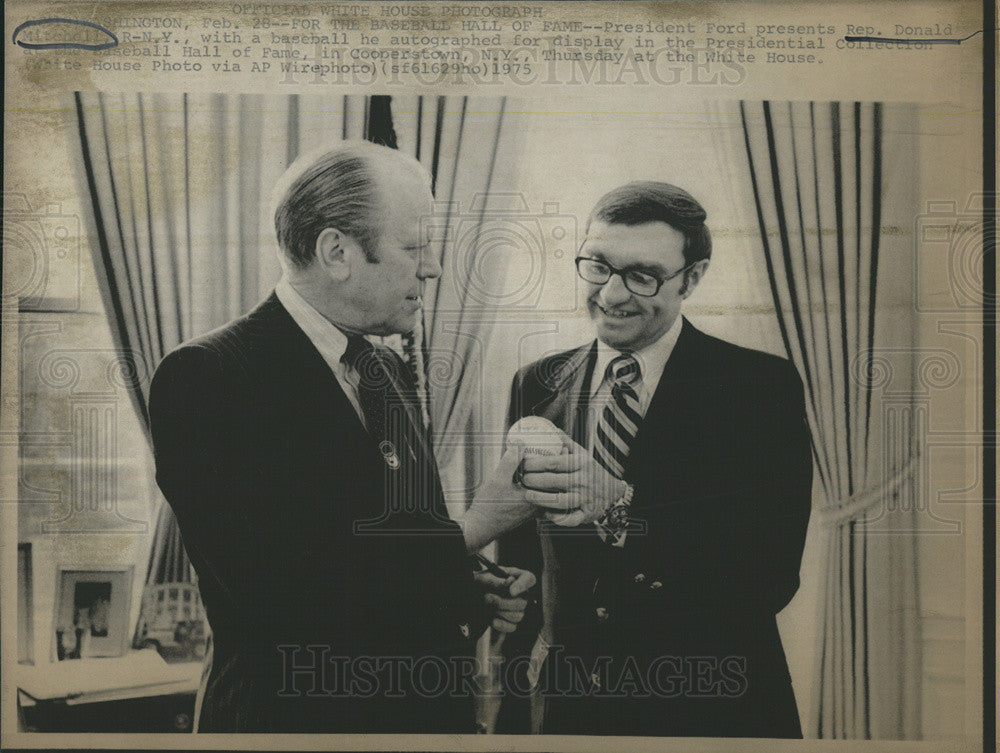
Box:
315;227;356;282
679;259;709;298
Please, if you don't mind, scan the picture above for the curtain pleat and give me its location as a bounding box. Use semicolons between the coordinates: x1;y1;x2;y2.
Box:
392;97;524;519
740;101;921;739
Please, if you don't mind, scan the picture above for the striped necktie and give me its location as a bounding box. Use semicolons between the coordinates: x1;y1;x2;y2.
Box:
593;354;641;547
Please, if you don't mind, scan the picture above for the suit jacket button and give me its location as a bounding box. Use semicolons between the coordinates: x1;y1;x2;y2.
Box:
633;573;645;583
595;607;609;621
650;581;663;590
459;622;470;638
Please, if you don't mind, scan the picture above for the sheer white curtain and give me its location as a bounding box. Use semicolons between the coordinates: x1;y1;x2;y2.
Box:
390;96;526;518
74;92;272;615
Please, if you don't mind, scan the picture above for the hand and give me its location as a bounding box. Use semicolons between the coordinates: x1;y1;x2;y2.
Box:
520;435;625;526
474;565;537;635
460;446;536;551
472;564;534;732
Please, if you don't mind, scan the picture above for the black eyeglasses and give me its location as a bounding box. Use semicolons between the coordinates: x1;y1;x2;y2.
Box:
575;256;695;297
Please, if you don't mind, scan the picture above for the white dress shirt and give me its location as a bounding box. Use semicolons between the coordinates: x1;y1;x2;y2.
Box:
586;314;684;451
274;277;367;426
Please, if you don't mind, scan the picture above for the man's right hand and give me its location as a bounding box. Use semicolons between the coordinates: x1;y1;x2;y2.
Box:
521;434;624;527
460;433;611;549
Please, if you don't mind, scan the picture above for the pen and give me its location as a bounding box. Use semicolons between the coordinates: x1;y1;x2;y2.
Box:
474;551;512;580
474;553;540;606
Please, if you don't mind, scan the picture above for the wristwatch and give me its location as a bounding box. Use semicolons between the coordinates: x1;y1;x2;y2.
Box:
601;481;631;527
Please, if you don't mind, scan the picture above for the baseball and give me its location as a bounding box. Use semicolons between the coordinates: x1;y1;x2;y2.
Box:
507;417;582;527
506;416;569;457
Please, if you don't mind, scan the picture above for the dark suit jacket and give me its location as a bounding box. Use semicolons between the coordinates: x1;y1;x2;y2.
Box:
148;293;489;733
501;318;812;738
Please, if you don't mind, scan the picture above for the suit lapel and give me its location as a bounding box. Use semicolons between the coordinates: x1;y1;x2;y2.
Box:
252;295;349;409
625;319;702;501
256;293;445;508
249;292;387;481
533;342;597;448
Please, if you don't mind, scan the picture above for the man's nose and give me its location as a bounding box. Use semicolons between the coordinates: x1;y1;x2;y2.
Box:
598;273;632;306
418;250;442;280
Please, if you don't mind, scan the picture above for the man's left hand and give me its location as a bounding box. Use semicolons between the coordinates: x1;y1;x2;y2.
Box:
474;566;536;634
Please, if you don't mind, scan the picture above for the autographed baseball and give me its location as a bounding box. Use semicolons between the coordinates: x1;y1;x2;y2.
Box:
507;417;579;527
506;416;568;457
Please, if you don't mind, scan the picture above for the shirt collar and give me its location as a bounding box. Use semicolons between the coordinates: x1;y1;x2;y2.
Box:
593;314;684;394
275;276;352;370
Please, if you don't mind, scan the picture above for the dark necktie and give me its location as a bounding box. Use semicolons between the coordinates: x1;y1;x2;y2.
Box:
342;335;439;524
593;354;642;547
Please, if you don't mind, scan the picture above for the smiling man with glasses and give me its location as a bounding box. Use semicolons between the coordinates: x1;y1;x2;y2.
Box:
575;214;706;355
501;181;813;738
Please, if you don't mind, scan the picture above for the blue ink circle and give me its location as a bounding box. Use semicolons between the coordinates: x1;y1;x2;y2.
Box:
12;18;118;51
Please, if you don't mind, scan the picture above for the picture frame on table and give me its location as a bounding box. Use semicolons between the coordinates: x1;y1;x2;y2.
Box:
51;566;133;661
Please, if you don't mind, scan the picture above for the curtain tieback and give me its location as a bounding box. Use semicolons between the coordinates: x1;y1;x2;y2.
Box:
818;451;919;526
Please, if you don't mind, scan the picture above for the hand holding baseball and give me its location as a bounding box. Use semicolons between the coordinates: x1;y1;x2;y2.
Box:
508;417;622;526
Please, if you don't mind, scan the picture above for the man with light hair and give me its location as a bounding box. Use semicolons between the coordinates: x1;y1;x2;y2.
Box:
149;141;579;732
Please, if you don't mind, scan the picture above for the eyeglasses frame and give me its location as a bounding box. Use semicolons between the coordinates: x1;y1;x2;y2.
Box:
574;255;698;297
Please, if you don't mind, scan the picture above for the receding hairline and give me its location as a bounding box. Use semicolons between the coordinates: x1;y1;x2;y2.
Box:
366;149;432;207
272;142;431;265
585;217;689;236
271;141;426;221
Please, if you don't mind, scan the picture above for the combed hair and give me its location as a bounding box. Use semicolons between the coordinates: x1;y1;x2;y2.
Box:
273;142;390;267
587;181;712;265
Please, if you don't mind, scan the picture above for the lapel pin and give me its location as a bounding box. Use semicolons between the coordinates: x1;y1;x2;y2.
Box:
379;441;401;469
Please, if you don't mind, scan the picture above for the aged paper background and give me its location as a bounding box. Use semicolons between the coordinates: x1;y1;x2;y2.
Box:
2;0;990;751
